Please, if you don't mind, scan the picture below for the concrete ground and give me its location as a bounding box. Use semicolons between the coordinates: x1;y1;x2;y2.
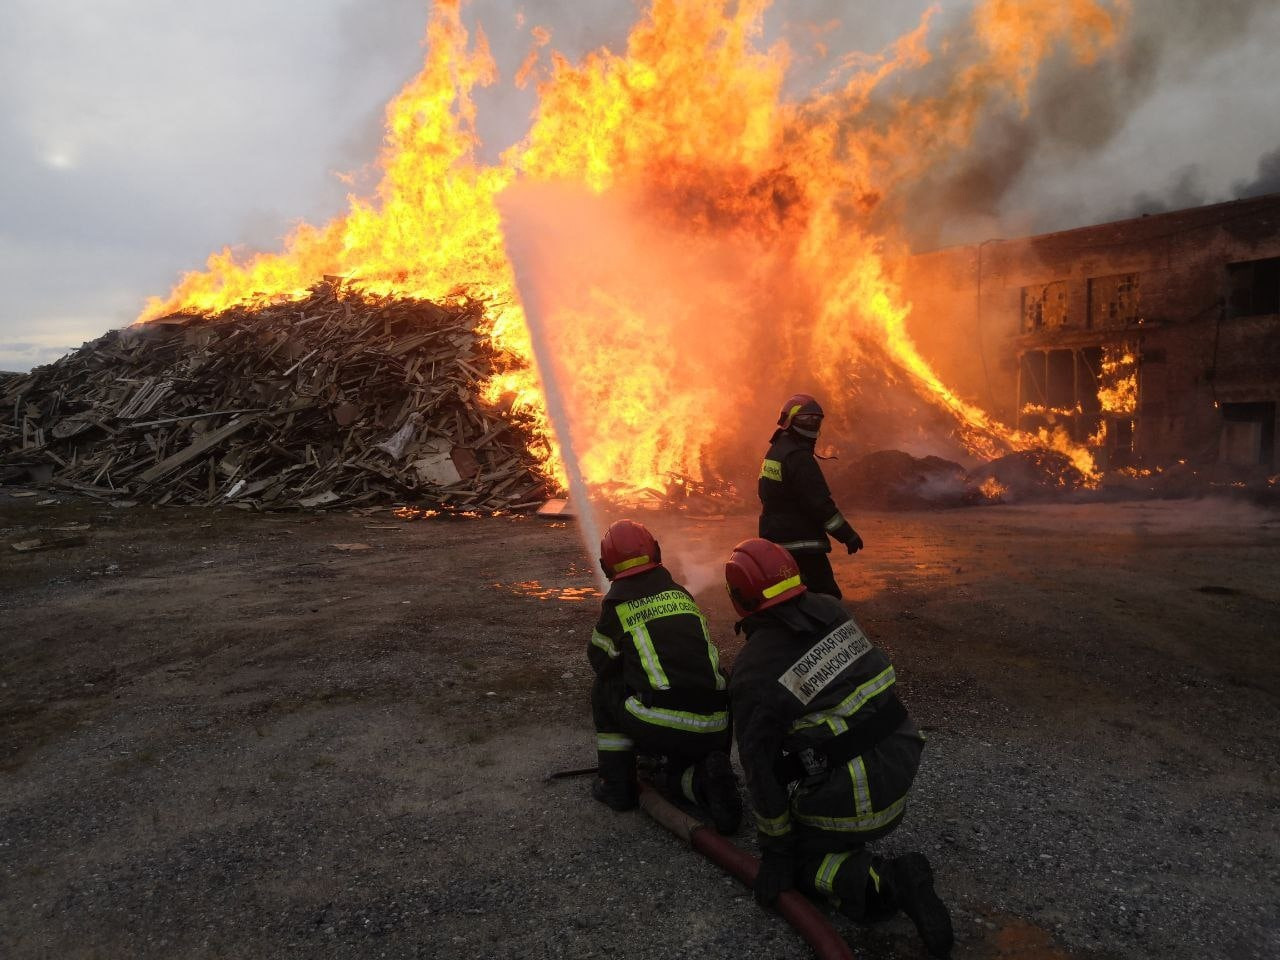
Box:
2;491;1277;959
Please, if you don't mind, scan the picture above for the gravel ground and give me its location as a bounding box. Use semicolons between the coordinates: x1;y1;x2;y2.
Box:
1;492;1277;959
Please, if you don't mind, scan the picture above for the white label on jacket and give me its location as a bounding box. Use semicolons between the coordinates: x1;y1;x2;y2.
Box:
778;619;872;705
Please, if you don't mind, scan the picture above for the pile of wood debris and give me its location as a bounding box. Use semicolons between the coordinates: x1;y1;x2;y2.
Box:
0;281;553;512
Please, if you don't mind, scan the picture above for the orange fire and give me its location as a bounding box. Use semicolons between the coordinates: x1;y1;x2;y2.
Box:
979;476;1009;502
139;0;1126;492
1097;344;1138;416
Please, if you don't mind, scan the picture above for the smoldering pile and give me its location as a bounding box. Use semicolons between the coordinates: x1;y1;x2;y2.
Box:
830;448;1279;509
0;281;551;512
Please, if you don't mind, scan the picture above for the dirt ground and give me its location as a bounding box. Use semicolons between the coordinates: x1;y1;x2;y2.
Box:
1;490;1278;960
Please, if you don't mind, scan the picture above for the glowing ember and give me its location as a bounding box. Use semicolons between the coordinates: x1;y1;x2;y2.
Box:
394;507;441;520
498;580;600;603
139;0;1125;493
979;476;1009;501
393;506;493;520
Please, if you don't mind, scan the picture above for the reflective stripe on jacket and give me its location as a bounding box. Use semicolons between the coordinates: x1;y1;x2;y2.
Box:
729;592;922;849
587;566;728;735
758;429;856;554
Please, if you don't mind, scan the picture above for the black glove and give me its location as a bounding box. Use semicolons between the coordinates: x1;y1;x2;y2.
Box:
754;847;797;907
846;531;864;554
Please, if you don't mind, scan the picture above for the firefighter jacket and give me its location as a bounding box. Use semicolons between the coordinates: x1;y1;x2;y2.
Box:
588;566;729;737
729;591;923;855
758;429;857;554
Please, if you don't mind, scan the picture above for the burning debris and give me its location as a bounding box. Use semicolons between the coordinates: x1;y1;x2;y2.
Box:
119;1;1133;497
967;450;1091;503
8;4;1266;515
1;282;550;512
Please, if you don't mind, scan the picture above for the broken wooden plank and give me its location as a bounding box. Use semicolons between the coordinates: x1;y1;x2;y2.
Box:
136;416;260;483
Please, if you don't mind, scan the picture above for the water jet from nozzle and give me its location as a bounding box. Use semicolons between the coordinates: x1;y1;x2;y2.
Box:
498;183;607;595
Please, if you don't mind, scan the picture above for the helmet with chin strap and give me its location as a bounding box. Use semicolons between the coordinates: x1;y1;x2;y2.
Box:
777;393;824;439
724;538;807;618
599;519;662;581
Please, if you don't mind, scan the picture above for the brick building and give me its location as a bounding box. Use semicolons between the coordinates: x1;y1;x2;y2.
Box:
901;193;1280;473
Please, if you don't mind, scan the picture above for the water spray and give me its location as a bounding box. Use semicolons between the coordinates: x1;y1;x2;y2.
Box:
498;187;608;596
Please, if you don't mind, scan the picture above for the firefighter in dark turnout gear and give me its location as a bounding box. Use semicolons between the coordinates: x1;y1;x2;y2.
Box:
588;519;742;834
759;393;862;599
725;538;953;957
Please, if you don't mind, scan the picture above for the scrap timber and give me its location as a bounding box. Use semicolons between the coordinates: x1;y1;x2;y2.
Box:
1;281;551;511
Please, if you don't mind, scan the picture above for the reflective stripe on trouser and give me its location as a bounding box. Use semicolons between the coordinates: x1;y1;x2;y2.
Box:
790;729;921;840
797;847;874;918
681;764;697;803
596;731;634;752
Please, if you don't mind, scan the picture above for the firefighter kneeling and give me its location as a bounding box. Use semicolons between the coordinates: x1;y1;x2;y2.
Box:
725;538;954;958
588;519;742;834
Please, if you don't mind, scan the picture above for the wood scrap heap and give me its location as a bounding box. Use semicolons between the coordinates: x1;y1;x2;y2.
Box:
0;281;553;512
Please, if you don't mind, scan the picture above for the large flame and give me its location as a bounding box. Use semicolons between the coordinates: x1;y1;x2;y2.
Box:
140;0;1128;491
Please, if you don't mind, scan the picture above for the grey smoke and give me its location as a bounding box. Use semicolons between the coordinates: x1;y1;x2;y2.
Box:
888;0;1278;246
1127;164;1210;218
1234;145;1280;200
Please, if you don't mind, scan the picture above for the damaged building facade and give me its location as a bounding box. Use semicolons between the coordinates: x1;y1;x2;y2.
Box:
903;193;1280;473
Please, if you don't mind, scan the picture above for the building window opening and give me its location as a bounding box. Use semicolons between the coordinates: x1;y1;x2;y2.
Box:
1088;273;1141;328
1227;257;1280;318
1219;402;1276;468
1021;280;1070;332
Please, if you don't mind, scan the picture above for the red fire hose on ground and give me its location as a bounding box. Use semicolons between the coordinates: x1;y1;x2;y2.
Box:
637;781;856;960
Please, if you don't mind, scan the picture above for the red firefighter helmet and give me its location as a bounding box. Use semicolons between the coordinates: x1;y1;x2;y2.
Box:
724;538;807;618
599;519;662;581
777;393;824;438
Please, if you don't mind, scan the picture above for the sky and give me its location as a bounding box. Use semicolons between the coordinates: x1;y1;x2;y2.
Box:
2;0;1278;372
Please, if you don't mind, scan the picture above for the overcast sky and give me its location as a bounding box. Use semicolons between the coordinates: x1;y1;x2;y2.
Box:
2;0;1278;372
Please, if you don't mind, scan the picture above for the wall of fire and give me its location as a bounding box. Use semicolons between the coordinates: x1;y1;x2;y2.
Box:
901;194;1280;472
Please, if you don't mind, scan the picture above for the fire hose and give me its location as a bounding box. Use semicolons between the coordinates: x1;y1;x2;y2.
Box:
636;781;856;960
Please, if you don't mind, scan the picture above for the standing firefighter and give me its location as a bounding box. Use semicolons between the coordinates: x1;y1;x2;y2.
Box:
759;393;862;598
588;519;742;834
725;538;953;958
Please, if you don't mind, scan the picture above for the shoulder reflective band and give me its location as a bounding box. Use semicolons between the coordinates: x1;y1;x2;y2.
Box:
762;574;801;599
613;554;651;574
760;459;782;481
792;666;896;731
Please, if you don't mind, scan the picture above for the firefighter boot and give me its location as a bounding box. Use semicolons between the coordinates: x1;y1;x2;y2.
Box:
591;750;637;812
887;853;954;958
693;750;742;835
